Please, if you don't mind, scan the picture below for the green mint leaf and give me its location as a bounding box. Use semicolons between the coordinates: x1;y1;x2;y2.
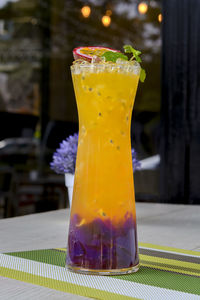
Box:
135;56;142;63
102;51;128;63
140;68;146;83
123;45;133;53
124;45;141;62
124;44;146;82
134;49;142;56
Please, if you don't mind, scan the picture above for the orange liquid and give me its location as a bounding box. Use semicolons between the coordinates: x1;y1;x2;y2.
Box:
71;69;139;224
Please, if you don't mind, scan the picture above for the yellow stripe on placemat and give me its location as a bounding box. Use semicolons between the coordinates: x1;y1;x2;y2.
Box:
141;262;200;277
140;243;200;277
0;266;139;300
55;248;66;252
139;243;200;257
140;254;200;271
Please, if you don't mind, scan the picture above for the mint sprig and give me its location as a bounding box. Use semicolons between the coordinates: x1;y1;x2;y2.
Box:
123;45;142;63
124;45;146;82
102;51;128;63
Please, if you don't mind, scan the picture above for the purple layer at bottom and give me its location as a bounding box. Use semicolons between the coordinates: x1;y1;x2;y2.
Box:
66;213;139;270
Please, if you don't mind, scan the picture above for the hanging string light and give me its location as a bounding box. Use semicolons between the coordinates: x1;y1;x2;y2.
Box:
106;9;112;17
101;1;112;27
158;13;163;23
81;5;91;18
138;2;148;15
102;15;111;27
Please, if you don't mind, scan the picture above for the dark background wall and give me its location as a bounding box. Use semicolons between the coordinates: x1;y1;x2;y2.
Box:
161;0;200;204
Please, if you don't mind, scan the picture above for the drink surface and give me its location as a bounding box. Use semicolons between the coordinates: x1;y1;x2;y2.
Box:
67;61;140;271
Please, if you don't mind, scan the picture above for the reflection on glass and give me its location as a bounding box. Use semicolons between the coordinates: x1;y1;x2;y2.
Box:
0;0;41;115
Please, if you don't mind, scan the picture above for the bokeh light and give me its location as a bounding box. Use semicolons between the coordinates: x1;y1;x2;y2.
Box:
81;5;91;18
158;13;163;23
138;2;148;15
106;9;112;16
102;15;111;27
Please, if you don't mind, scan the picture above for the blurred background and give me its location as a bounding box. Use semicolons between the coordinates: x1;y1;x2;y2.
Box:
0;0;199;218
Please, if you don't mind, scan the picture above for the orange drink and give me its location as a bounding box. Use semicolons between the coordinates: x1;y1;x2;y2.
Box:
66;58;141;275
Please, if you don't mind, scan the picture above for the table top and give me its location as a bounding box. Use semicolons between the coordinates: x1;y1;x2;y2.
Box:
1;203;200;299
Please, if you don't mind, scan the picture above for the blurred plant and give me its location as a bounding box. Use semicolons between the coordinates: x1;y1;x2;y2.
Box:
50;133;140;175
131;148;141;171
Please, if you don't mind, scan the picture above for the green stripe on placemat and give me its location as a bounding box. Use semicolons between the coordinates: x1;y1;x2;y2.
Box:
8;249;66;267
1;244;200;299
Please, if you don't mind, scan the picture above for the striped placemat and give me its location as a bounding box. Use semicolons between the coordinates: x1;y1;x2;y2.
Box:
0;243;200;300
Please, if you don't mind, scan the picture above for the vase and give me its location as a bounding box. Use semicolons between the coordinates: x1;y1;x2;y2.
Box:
66;60;140;275
65;173;74;207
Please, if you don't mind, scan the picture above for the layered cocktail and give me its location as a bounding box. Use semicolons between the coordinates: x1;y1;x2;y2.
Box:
66;46;143;275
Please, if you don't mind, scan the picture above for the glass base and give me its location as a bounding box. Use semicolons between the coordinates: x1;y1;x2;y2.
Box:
66;263;139;276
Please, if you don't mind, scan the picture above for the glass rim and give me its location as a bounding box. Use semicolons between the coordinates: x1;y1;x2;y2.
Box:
70;61;141;75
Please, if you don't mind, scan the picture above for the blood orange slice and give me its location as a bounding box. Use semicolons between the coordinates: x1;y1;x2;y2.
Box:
73;46;120;62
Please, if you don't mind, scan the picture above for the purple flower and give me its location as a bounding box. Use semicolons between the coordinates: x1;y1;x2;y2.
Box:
50;133;140;175
50;133;78;174
132;148;141;172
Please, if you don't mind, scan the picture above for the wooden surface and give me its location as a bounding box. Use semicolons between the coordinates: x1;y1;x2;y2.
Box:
0;203;200;299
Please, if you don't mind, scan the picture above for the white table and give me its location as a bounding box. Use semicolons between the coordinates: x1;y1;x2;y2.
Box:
1;203;200;299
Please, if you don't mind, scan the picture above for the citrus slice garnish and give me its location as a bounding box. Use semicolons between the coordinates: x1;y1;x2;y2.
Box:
73;46;120;62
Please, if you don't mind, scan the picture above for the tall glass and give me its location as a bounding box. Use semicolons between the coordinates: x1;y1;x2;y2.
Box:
66;60;140;275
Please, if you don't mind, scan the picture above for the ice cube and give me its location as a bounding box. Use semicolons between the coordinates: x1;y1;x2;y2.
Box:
80;60;90;65
72;59;84;65
72;64;81;74
101;56;106;63
116;58;129;65
128;61;141;75
91;55;102;64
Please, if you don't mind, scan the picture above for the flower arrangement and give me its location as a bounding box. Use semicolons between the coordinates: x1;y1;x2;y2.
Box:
50;133;140;175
